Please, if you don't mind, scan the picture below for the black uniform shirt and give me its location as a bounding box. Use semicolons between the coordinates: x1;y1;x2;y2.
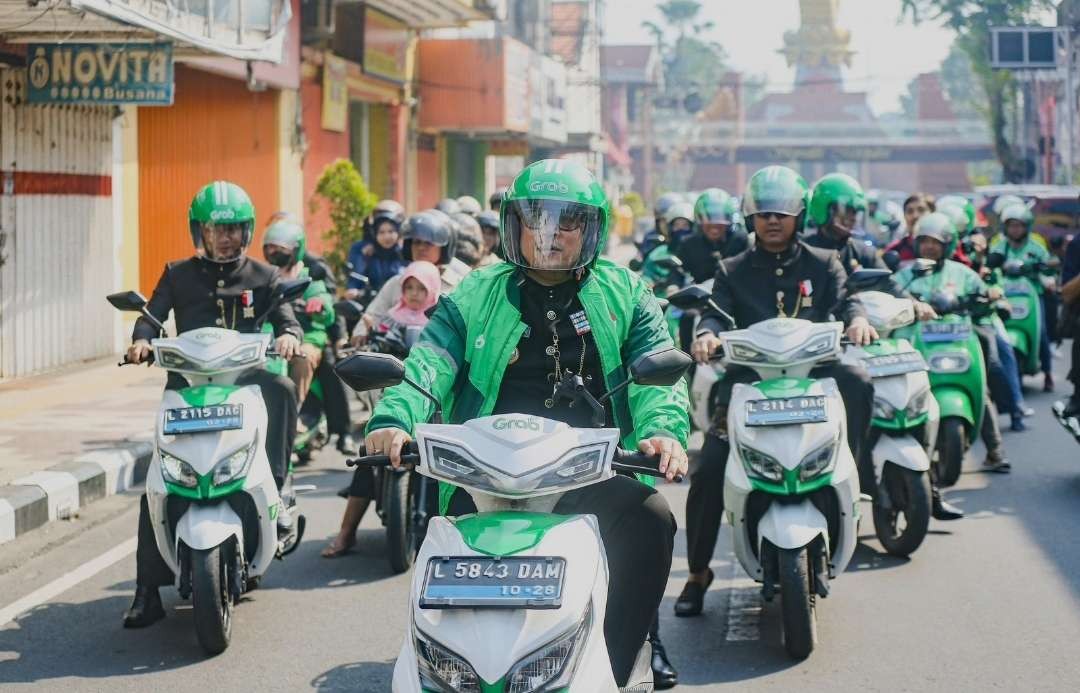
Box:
803;228;886;276
676;228;751;283
133;255;302;342
698;241;865;335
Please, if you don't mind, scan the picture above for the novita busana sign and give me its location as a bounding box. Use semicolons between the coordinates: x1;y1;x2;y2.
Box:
26;43;174;105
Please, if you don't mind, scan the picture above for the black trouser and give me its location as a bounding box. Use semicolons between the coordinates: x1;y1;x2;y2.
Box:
317;347;353;437
135;369;298;588
446;476;675;687
685;361;873;575
1071;337;1080;394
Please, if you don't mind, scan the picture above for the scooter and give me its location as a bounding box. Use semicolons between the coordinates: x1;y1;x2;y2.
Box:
669;285;860;660
985;252;1051;378
336;348;692;692
106;280;309;655
897;291;989;488
842;276;936;557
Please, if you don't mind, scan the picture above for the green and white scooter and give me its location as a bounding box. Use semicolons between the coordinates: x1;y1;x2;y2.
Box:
985;251;1050;377
107;280;309;655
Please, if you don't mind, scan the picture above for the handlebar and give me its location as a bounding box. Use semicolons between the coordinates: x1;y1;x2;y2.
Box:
346;443;683;482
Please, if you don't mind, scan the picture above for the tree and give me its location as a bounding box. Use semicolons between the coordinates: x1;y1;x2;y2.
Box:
641;0;727;105
900;0;1054;182
309;158;377;273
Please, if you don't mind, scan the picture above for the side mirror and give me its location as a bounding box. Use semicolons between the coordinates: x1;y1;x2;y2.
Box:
654;256;684;272
629;347;693;387
882;250;901;272
845;268;892;291
912;258;937;277
277;278;311;303
334;352;405;392
667;284;711;311
628;258;643;272
106;291;148;312
985;251;1006;270
334;300;364;323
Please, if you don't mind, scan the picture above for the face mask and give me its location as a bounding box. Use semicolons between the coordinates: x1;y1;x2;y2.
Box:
264;250;293;268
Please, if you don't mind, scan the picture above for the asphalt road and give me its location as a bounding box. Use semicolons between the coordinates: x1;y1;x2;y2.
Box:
2;363;1079;691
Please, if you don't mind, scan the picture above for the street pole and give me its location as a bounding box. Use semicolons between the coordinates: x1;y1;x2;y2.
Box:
643;85;655;205
1065;27;1076;184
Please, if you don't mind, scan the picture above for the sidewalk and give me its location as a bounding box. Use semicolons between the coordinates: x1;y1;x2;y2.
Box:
0;358;164;544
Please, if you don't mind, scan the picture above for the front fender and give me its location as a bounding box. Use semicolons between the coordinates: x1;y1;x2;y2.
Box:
175;502;243;552
933;386;975;426
1006;327;1031;356
872;433;931;476
757;501;828;552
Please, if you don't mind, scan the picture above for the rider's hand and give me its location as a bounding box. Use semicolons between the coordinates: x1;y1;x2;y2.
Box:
365;427;413;469
305;297;325;315
362;245;375;257
127;339;152;364
913;301;938;322
845;317;878;346
691;332;722;364
987;286;1004;301
638;436;688;483
275;334;300;360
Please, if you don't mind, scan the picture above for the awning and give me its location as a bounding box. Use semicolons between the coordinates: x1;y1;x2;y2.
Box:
364;0;489;28
0;0;291;64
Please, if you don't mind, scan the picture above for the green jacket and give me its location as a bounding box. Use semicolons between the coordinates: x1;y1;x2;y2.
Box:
989;236;1052;294
366;260;691;512
896;259;1002;329
641;245;674;295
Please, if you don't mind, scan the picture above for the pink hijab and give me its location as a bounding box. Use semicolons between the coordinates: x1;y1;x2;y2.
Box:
388;261;442;327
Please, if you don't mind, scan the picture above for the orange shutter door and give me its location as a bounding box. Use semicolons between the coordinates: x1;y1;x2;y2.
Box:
138;66;279;295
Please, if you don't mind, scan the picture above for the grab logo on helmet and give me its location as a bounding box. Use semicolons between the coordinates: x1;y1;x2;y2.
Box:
530;181;570;195
210;209;237;221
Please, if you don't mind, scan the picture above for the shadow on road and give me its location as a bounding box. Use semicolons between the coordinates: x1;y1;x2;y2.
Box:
311;659;394;691
846;542;911;572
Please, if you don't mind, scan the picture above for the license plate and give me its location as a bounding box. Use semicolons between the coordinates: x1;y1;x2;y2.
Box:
163;404;243;435
921;322;970;342
419;556;566;609
863;352;927;378
745;396;828;426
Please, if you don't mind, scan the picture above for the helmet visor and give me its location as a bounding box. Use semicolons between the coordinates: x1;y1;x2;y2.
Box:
503;199;602;271
742;191;805;218
196;220;252;262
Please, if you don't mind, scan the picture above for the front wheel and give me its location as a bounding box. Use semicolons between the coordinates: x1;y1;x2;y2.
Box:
778;548;816;659
191;545;232;655
873;465;931;557
385;470;416;574
937;417;967;487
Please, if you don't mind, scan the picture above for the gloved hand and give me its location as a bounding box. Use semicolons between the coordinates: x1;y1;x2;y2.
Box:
305;297;325;315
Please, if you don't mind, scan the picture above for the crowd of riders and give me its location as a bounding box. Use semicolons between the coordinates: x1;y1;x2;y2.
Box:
120;160;1079;690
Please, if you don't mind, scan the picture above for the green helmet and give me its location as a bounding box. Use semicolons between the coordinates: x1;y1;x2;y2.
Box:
809;173;866;227
914;211;957;258
742;166;811;233
937;202;971;240
1000;202;1034;235
500;159;610;271
936;195;974;233
189;181;256;262
693;188;734;226
262;220;307;268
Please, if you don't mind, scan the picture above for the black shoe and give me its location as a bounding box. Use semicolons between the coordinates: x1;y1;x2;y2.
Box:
674;569;713;617
123;586;165;628
336;433;357;455
932;489;964;521
1063;397;1080;419
982;453;1012;474
649;634;678;689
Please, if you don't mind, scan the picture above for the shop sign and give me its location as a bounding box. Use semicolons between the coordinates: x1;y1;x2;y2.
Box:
322;52;348;132
26;42;173;105
363;7;408;84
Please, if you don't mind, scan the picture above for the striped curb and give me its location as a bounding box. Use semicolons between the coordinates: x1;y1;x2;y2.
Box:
0;441;153;545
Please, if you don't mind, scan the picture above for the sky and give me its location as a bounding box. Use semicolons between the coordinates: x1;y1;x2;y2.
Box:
603;0;959;115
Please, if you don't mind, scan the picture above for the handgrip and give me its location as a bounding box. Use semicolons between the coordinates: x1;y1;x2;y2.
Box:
613;448;685;483
345;441;420;468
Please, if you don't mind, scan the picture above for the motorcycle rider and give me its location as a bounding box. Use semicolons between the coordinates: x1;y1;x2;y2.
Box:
804;173;887;273
642;201;695;294
640;192;684;260
363;160;689;689
895;212;1012;474
991;203;1056;393
677;165;877;617
346;199;406;299
677;188;750;283
122;181;302;628
886;193;935;262
476;210;503;262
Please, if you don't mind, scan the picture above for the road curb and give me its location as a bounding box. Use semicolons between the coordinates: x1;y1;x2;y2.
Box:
0;441;153;545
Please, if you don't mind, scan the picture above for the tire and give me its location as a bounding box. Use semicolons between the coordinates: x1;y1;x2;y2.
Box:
778;547;816;660
191;545;232;655
873;465;932;557
386;471;416;574
937;417;967;487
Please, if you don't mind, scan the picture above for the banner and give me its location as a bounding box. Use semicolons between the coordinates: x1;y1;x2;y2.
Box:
363;8;408;84
27;43;173;105
322;52;348;133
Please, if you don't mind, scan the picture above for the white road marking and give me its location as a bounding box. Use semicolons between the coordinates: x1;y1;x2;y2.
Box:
0;536;137;627
725;561;762;642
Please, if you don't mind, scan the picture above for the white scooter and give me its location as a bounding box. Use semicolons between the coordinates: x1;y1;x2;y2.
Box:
336;348;692;692
107;282;309;655
669;285;859;660
842;272;937;557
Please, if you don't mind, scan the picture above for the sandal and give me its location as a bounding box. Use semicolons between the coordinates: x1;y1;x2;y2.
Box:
674;569;714;617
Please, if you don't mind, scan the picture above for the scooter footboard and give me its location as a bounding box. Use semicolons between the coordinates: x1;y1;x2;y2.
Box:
175;502;244;552
757;502;828;552
872;434;931;478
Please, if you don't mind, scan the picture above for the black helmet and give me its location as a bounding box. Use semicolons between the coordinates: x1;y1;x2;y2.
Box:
435;198;461;216
402;210;455;265
371;199;404;227
489;191;503;211
476;210;499;231
451;212;484;266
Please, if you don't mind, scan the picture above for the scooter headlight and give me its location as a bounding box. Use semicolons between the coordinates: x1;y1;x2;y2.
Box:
738;444;784;482
428;445;499;494
505;604;591;693
726;340;767;363
904;388;931;419
416;629;480;692
211;442;257;485
928;352;970;374
160;451;198;488
798;439;837;481
872;397;897;420
156;348;197;371
793;333;837;361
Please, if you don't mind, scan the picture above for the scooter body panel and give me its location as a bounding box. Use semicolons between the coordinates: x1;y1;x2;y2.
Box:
690;361;723;432
1003;278;1042;375
871;433;931;475
756;501;829;551
175;502;243;551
